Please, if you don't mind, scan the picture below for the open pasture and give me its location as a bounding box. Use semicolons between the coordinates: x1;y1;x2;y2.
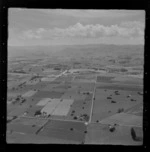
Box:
7;81;21;89
7;132;81;144
9;117;48;126
61;88;87;101
8;92;22;98
41;77;56;82
52;99;74;116
43;70;60;75
25;79;40;85
71;82;95;92
61;93;93;121
125;103;143;116
47;80;62;84
112;75;143;85
7;117;48;135
55;75;73;82
91;88;143;122
96;83;143;92
8;104;29;117
67;100;91;122
96;76;115;83
38;119;86;143
85;123;142;145
15;81;48;92
36;98;52;106
8;73;21;80
25;106;43;117
99;112;142;127
41;99;61;115
49;84;72;92
22;90;37;98
73;78;95;83
41;83;61;91
32;91;64;99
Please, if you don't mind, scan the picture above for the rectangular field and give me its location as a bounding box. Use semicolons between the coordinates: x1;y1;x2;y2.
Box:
7;132;81;144
61;93;93;121
96;84;143;92
91;88;143;122
22;90;37;98
10;117;48;126
36;98;52;106
41;99;61;115
125;103;143;116
71;82;95;92
85;123;143;145
8;104;29;117
38;119;86;143
7;117;48;135
41;77;56;82
26;106;43;117
32;91;64;98
112;75;143;85
99;112;142;127
53;99;74;116
96;76;115;83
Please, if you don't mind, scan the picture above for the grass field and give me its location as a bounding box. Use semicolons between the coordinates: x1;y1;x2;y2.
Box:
36;98;52;106
97;84;143;92
22;90;37;97
99;112;142;126
8;104;29;117
32;91;64;98
91;88;143;122
97;76;115;83
7;117;48;135
38;119;86;143
7;66;143;144
52;99;74;116
85;123;142;145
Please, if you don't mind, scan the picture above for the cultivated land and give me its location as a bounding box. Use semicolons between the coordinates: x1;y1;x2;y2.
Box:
7;44;143;144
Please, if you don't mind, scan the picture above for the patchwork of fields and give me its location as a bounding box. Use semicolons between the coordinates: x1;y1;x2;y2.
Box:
7;68;143;144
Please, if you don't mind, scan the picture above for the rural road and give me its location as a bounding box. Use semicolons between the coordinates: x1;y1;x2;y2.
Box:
88;75;97;123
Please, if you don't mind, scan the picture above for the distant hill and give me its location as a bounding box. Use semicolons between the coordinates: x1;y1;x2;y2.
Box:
8;44;144;67
8;44;144;58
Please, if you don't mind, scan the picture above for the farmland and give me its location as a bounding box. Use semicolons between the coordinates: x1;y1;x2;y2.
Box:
7;44;143;144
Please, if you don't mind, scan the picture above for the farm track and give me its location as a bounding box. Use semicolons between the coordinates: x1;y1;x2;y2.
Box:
89;75;97;123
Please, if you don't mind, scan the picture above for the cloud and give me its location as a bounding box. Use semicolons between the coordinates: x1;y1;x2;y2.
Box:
120;21;145;29
38;9;144;19
19;21;144;40
21;30;42;39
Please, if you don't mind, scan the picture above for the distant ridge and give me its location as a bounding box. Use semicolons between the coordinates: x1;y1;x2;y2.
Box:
8;43;144;49
8;44;144;59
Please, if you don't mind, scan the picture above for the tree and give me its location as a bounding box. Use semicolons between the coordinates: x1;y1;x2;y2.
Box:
34;110;41;116
131;127;136;140
131;127;143;141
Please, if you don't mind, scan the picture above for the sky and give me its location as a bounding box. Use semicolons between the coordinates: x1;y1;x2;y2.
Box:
8;9;145;46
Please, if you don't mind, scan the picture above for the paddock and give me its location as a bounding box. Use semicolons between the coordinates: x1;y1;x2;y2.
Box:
36;98;52;106
22;90;37;98
52;99;74;116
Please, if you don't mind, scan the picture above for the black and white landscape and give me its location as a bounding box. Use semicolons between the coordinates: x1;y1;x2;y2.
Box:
7;9;144;144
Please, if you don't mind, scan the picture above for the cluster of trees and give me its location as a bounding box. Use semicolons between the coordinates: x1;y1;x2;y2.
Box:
117;108;124;113
12;95;26;105
34;110;41;116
